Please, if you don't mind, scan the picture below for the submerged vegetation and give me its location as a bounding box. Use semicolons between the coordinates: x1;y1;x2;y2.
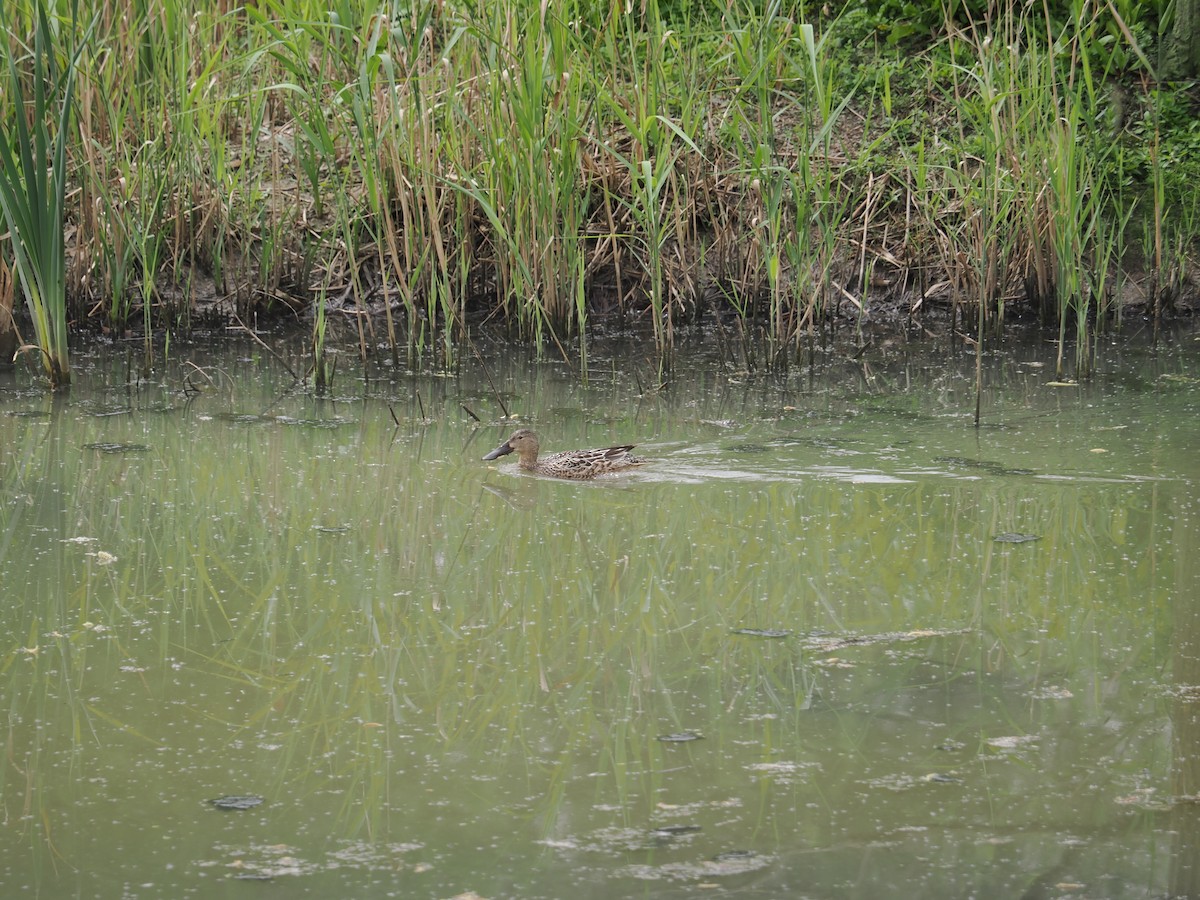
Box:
0;0;1196;380
2;342;1196;893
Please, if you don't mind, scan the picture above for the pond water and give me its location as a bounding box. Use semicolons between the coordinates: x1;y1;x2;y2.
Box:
2;327;1199;899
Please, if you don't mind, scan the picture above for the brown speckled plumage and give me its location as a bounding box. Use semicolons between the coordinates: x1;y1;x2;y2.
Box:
482;429;646;479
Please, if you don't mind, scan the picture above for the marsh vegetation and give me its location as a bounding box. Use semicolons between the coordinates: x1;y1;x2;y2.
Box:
0;0;1197;387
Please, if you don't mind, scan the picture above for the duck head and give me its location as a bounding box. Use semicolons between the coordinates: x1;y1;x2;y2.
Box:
482;428;538;461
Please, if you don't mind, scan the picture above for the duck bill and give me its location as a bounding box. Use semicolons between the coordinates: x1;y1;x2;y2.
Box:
482;441;514;461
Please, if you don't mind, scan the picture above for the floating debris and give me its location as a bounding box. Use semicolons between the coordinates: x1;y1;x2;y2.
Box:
623;848;771;881
210;795;265;811
801;632;868;651
731;628;791;638
934;456;1036;477
745;760;815;784
208;842;318;879
712;850;758;862
650;825;702;837
1114;788;1171;811
934;455;997;469
275;416;348;429
657;732;703;743
83;441;150;453
993;532;1040;543
922;773;963;784
727;437;808;453
985;735;1038;750
813;657;855;668
800;628;969;653
746;761;808;774
1030;685;1074;700
866;774;938;792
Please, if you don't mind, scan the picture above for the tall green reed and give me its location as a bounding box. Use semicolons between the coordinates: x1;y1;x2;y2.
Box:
74;1;269;340
1038;2;1119;378
942;12;1021;423
590;0;707;372
463;0;591;357
797;19;857;346
0;4;93;388
926;1;1146;402
717;0;801;369
252;6;358;368
256;1;478;368
1046;110;1106;378
0;0;1188;370
1140;85;1200;344
342;9;407;363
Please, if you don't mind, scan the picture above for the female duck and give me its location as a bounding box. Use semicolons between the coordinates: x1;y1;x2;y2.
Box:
482;429;646;480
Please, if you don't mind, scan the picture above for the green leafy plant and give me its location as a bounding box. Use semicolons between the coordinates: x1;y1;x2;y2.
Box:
0;4;92;387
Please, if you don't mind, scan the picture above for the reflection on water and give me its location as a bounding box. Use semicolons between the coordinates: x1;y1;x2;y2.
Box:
1;330;1198;898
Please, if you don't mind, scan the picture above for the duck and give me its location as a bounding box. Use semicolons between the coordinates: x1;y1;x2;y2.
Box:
482;428;647;479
